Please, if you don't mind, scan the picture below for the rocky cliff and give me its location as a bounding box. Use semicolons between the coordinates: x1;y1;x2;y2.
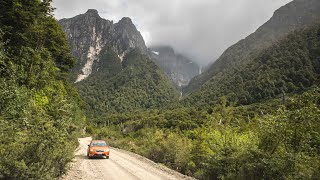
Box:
58;10;179;114
59;9;147;82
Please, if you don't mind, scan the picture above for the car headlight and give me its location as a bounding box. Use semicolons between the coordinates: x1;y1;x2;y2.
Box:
105;148;110;152
90;148;94;152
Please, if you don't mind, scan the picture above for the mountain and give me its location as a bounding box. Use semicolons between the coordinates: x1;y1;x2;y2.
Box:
183;22;320;107
59;9;148;82
184;0;320;95
76;48;179;115
59;10;179;115
149;46;200;87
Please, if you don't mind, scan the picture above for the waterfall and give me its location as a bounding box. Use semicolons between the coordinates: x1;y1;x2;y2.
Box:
199;66;202;75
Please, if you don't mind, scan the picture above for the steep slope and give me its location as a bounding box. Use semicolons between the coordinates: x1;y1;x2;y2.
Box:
59;10;179;115
76;49;179;115
183;23;320;106
150;46;200;87
59;9;148;82
185;0;320;94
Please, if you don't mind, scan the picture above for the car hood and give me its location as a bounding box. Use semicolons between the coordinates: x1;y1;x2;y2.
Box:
91;146;109;150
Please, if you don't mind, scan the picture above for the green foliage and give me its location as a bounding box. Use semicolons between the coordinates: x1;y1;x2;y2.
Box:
185;0;320;95
92;88;320;180
0;0;74;76
254;89;320;179
184;23;320;108
0;1;85;179
76;48;180;116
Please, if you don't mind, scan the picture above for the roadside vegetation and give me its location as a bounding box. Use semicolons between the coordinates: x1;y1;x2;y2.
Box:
90;88;320;179
0;0;85;179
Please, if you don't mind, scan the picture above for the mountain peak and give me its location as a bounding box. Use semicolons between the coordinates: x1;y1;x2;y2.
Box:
85;9;99;16
59;11;148;82
118;17;133;25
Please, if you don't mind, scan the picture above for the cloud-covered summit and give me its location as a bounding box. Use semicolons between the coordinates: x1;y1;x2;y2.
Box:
53;0;292;65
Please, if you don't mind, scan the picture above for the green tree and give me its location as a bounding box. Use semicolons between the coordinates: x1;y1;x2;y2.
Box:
0;1;85;179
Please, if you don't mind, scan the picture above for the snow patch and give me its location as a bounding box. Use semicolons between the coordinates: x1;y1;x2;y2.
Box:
152;51;159;55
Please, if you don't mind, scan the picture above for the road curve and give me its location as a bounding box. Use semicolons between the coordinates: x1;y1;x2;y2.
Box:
62;137;194;180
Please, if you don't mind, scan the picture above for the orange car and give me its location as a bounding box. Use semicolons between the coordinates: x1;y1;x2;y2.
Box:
87;140;110;159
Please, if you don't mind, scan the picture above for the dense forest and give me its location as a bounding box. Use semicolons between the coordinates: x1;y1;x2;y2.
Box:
185;0;320;95
90;88;320;179
183;23;320;107
76;47;179;117
0;0;85;179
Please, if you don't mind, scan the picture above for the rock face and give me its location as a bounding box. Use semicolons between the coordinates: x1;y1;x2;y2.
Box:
59;9;200;87
185;0;320;94
150;46;200;87
58;9;147;82
59;10;180;114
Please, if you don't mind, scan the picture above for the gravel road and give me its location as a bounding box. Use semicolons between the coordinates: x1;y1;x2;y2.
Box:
62;137;194;180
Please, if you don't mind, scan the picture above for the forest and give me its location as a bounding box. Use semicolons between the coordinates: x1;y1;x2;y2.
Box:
183;24;320;107
87;23;320;179
0;0;85;179
76;47;179;116
90;88;320;179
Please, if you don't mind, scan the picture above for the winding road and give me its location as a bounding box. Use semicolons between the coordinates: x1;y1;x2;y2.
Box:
62;137;194;180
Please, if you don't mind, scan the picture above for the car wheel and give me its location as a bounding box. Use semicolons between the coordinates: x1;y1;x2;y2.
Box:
105;156;109;159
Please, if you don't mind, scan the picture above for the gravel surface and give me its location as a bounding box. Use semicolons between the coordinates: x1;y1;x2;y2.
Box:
61;137;195;180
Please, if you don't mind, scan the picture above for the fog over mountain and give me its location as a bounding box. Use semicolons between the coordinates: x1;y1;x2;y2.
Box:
53;0;292;66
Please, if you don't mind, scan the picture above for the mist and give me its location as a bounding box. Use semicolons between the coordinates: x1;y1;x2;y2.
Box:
53;0;293;66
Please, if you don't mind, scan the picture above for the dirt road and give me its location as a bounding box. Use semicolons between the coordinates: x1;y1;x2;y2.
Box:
62;137;194;180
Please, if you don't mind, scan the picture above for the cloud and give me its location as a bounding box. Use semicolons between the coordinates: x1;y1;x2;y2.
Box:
53;0;293;65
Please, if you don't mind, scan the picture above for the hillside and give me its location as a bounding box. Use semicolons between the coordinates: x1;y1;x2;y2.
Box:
185;0;320;95
59;10;179;116
183;23;320;107
75;48;179;116
150;46;200;87
0;1;85;179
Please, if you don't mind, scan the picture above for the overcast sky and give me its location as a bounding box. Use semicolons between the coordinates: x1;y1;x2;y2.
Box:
53;0;293;65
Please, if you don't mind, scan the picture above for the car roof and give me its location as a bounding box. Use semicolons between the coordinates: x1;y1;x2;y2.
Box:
91;140;106;142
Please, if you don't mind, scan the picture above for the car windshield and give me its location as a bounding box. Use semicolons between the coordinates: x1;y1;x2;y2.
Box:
92;142;107;147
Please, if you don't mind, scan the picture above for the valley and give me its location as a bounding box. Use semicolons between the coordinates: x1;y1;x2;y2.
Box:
1;0;319;179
